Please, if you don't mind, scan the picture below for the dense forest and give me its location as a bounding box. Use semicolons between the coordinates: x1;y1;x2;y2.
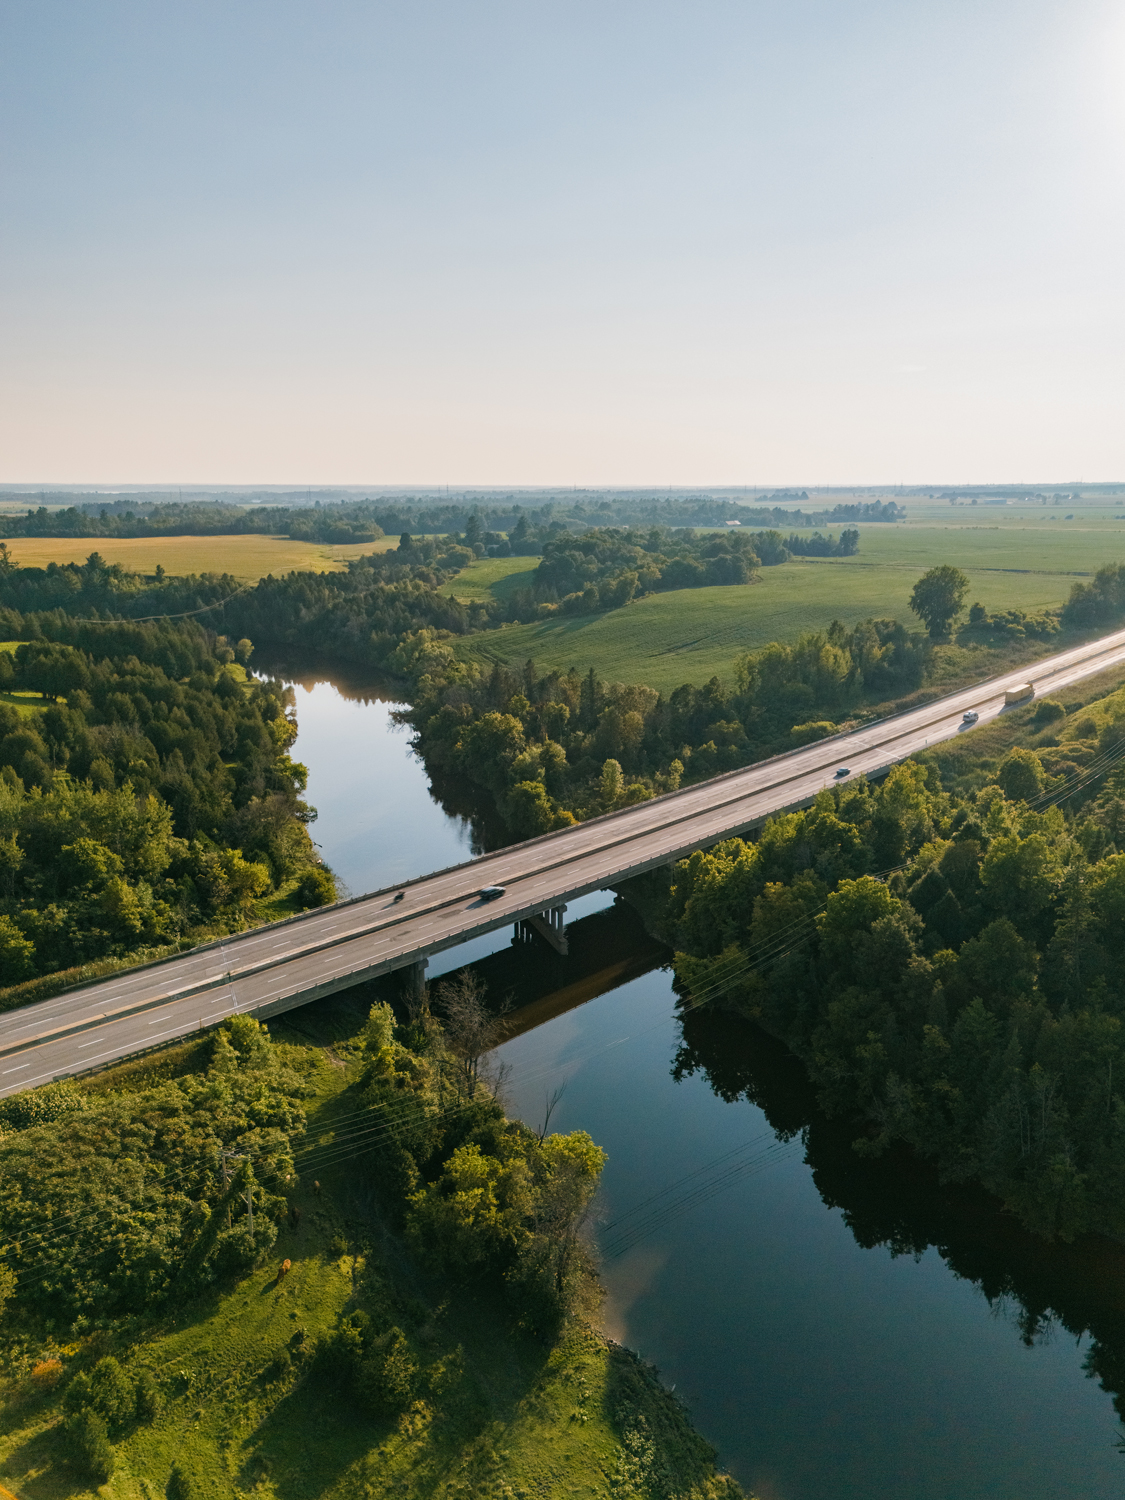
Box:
0;614;332;988
666;704;1125;1242
0;1016;305;1321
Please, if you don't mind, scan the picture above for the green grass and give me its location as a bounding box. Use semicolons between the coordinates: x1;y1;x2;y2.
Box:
0;1001;743;1500
455;521;1125;694
449;556;541;604
840;520;1125;575
0;690;47;718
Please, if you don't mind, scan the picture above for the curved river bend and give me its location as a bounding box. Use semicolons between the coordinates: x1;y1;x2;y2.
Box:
283;667;1125;1500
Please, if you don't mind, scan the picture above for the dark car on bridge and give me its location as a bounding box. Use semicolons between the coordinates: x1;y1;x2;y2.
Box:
478;886;506;901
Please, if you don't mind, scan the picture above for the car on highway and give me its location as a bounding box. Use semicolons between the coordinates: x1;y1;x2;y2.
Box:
834;768;850;778
962;710;979;724
477;885;506;901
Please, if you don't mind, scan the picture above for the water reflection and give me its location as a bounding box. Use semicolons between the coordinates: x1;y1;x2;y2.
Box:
255;665;475;896
496;967;1125;1499
675;1000;1125;1426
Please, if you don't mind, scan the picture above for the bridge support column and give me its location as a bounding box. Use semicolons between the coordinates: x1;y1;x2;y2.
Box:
404;957;428;1000
517;905;568;956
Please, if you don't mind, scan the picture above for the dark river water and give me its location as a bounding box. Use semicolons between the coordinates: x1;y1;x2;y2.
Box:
283;667;1125;1500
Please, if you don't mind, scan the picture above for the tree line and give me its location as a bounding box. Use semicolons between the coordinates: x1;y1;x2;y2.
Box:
0;494;903;545
328;979;606;1409
0;503;385;546
405;617;932;840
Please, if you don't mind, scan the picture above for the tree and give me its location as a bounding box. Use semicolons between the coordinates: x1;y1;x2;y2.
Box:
435;969;505;1098
598;758;625;811
995;748;1046;803
910;565;970;638
0;914;35;982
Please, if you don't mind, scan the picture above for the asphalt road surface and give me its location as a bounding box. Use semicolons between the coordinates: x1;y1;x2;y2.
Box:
4;624;1125;1096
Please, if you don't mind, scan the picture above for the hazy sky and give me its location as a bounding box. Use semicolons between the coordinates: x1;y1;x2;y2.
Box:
1;0;1122;485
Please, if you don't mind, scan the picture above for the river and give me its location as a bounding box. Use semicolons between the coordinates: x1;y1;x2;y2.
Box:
282;666;1125;1500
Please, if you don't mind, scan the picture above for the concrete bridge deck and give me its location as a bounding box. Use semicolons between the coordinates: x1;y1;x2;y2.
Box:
4;624;1125;1096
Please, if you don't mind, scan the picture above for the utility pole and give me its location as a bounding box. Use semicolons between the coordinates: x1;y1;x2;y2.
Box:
220;1150;249;1232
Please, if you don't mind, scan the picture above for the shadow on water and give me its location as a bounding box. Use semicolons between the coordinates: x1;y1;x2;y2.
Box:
673;999;1125;1433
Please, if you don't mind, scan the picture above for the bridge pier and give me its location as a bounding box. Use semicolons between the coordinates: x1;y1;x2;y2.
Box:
516;905;568;956
404;957;428;1000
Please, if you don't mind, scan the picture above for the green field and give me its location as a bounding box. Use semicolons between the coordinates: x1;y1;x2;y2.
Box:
448;555;539;603
455;522;1125;693
0;1001;740;1500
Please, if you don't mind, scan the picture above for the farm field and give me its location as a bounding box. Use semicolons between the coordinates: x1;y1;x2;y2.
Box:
455;521;1117;692
0;533;393;580
842;520;1125;575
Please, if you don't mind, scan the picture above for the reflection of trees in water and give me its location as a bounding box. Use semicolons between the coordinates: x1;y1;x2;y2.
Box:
672;999;1125;1434
253;651;505;854
423;765;510;856
251;649;404;705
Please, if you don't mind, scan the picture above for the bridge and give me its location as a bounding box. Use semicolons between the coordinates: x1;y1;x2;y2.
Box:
3;625;1125;1097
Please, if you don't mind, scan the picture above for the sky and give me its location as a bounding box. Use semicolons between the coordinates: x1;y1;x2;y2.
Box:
1;0;1122;486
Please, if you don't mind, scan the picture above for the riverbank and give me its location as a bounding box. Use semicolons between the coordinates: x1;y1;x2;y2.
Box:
0;998;746;1500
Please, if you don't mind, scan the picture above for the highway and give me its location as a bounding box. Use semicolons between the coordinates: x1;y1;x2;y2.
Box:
4;624;1125;1097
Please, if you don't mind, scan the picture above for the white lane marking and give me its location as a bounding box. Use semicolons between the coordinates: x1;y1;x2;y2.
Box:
3;1063;30;1073
77;1040;98;1048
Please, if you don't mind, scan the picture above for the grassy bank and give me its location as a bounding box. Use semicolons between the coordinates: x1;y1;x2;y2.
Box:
0;997;745;1500
918;657;1125;794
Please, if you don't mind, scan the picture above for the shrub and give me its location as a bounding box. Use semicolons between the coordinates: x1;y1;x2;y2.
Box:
1033;699;1066;725
64;1409;116;1484
0;1080;86;1132
790;721;838;746
134;1368;162;1421
295;866;337;909
29;1358;64;1391
62;1370;92;1416
358;1327;418;1415
88;1355;136;1432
